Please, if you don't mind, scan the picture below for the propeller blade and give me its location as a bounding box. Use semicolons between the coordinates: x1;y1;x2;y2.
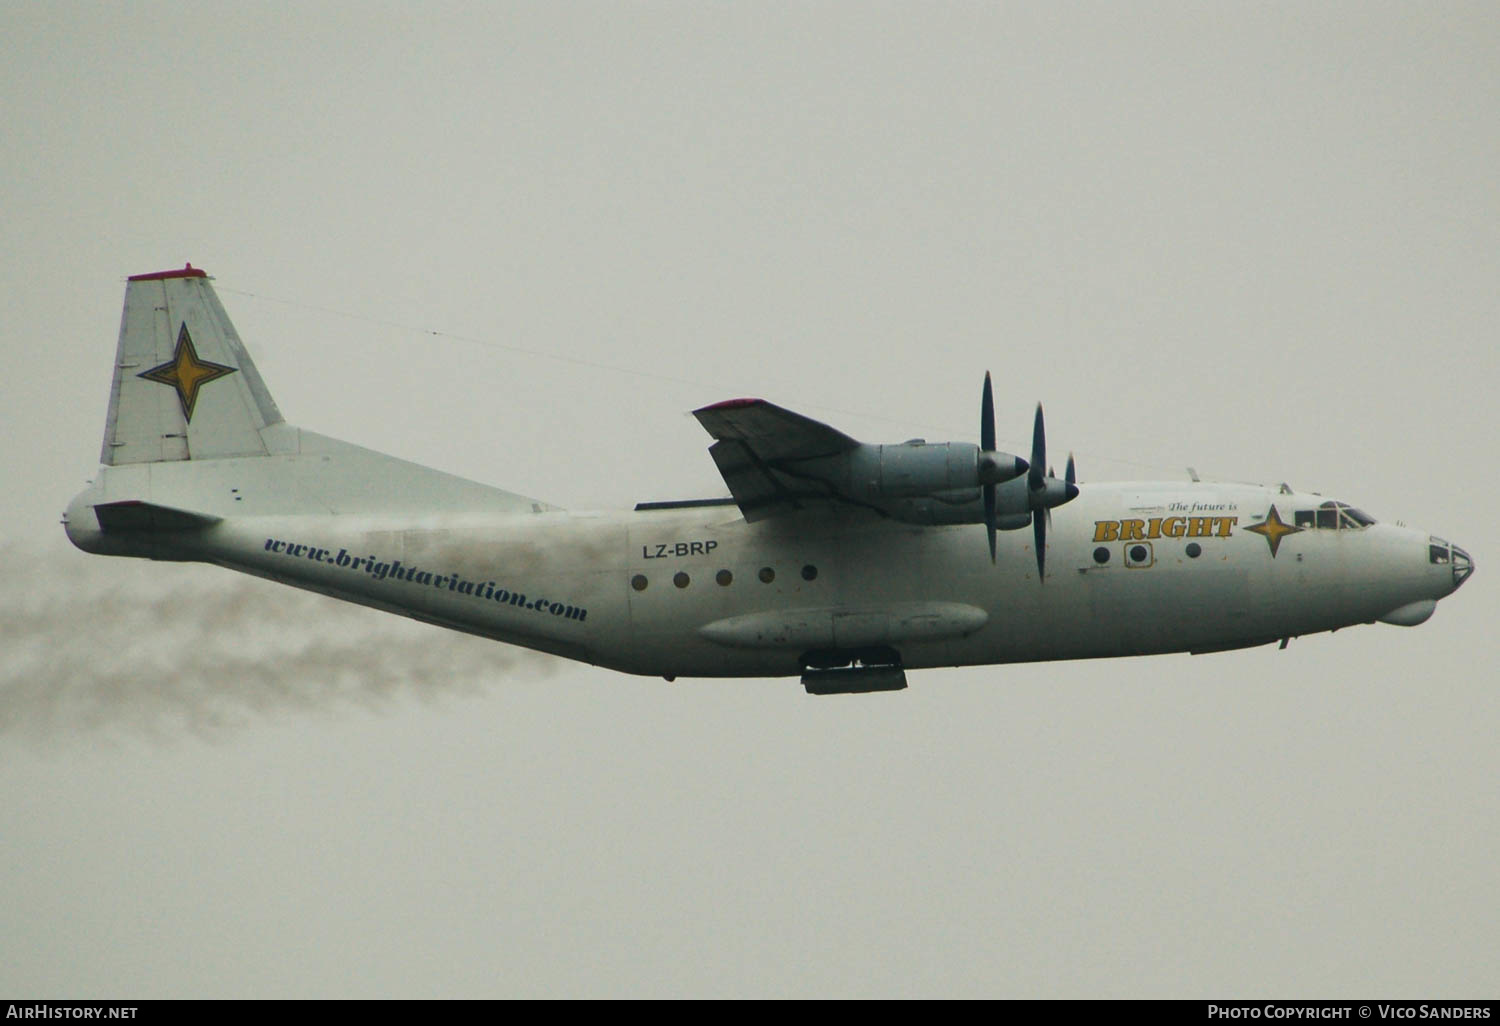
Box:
1065;453;1076;487
986;494;997;563
982;372;997;562
1029;403;1046;493
1033;504;1047;579
981;372;996;453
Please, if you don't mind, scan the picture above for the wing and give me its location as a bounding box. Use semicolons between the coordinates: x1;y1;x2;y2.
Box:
692;399;863;521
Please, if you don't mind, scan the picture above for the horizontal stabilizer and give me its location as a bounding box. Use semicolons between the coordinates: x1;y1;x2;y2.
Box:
92;500;222;533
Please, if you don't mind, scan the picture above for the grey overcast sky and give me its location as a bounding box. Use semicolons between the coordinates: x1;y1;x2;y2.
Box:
2;1;1496;998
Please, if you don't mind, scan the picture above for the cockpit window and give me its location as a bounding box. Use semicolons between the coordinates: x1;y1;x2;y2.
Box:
1294;500;1376;530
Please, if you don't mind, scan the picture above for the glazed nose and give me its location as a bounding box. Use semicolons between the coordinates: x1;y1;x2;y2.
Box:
1428;537;1474;592
1450;544;1474;589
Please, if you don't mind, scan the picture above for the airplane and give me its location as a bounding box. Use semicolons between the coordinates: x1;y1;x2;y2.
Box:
64;266;1474;694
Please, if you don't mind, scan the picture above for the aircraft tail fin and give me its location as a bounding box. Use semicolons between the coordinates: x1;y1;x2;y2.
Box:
74;266;553;528
102;265;283;465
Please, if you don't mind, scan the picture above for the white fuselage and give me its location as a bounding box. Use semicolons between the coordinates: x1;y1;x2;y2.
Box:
66;269;1472;687
66;478;1460;680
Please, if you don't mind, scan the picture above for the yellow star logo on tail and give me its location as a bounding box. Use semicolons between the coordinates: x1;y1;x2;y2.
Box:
1245;504;1302;557
138;323;236;422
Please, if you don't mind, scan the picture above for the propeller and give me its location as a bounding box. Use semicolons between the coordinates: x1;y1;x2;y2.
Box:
1026;404;1080;580
976;377;1074;574
977;372;1030;562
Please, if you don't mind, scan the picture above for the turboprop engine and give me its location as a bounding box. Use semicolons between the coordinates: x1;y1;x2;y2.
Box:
842;440;1027;499
840;374;1079;577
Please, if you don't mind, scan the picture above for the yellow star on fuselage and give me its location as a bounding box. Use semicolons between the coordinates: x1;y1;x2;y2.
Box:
138;323;236;422
1245;504;1302;557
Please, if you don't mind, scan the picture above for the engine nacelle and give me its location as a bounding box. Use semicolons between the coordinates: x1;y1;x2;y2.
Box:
842;442;1025;500
878;474;1035;527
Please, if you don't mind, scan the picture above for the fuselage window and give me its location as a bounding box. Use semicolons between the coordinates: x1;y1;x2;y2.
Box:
1186;542;1202;558
801;564;818;581
631;574;649;591
673;571;690;589
758;566;775;584
716;569;733;587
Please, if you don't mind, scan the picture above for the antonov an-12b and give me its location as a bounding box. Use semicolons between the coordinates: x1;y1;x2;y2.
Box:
64;266;1474;694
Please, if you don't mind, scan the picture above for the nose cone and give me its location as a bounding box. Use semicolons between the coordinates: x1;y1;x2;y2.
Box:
1450;544;1475;590
978;451;1028;484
